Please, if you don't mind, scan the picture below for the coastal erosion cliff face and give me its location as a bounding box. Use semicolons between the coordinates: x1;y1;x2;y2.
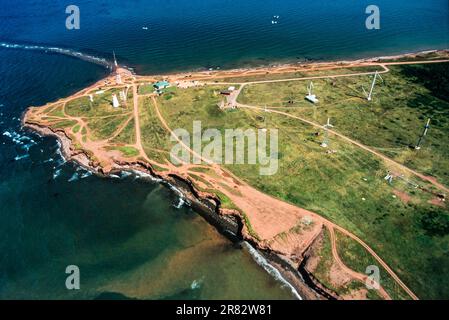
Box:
22;119;332;300
24;51;443;300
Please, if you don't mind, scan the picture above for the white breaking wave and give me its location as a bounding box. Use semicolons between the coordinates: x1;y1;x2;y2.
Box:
53;168;62;179
174;197;185;209
0;42;112;69
80;171;93;179
131;170;162;182
242;241;303;300
68;172;79;182
14;154;29;161
3;130;31;146
3;130;37;160
191;277;204;290
167;183;190;209
120;171;133;179
53;141;67;166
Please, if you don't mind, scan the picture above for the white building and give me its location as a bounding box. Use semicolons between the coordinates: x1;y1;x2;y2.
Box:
112;94;120;108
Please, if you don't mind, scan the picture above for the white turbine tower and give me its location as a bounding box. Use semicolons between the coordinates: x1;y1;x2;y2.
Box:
415;118;431;150
112;94;120;108
321;118;334;148
305;81;319;104
363;71;383;101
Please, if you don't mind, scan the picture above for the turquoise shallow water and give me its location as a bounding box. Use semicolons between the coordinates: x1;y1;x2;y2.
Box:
0;0;448;300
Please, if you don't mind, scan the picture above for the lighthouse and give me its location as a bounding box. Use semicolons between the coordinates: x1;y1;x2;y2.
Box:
112;94;120;108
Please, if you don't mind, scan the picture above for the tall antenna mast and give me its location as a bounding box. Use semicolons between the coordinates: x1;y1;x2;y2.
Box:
113;51;118;68
321;118;334;148
308;82;314;96
364;71;383;101
415;118;431;150
262;105;268;132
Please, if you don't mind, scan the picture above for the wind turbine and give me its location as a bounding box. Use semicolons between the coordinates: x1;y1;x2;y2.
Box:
363;71;383;101
415;118;431;150
321;118;334;148
305;81;319;103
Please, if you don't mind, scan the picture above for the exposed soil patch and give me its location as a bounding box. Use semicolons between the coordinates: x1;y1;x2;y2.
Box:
393;189;412;204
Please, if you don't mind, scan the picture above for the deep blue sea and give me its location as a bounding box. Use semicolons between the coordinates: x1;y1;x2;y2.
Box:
0;0;448;299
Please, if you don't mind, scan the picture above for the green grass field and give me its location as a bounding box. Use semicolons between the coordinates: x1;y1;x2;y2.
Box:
35;61;449;299
65;88;132;118
108;146;140;158
239;63;449;187
154;66;449;299
139;96;173;165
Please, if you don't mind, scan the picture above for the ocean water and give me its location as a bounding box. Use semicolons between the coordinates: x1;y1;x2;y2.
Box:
0;49;296;300
1;0;448;73
0;0;448;300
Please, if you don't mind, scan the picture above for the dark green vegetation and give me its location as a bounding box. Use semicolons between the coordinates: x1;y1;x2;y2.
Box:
420;208;449;237
239;63;449;187
156;65;449;299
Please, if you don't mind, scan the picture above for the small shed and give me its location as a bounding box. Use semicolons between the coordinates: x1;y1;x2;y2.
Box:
220;90;232;96
153;81;171;90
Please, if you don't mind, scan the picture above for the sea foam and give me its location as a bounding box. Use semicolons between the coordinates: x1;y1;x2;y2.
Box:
0;42;112;69
242;241;303;300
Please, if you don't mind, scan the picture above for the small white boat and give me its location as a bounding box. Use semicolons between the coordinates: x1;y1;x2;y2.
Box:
142;26;148;30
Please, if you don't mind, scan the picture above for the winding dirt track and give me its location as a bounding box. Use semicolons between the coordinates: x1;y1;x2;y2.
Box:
150;94;418;300
28;58;449;300
237;104;449;194
146;59;449;300
327;226;392;300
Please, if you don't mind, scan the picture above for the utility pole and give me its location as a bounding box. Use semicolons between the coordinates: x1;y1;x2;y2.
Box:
363;71;383;101
321;118;334;148
415;118;431;150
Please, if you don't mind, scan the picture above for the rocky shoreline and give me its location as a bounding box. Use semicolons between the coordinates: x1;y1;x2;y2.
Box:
22;120;334;300
22;49;449;300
